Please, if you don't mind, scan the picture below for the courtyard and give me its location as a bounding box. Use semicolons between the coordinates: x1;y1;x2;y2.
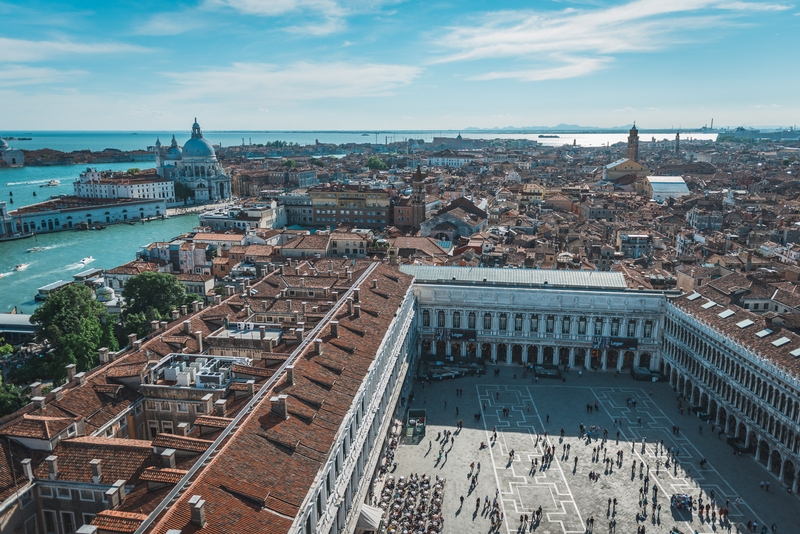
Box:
386;365;796;534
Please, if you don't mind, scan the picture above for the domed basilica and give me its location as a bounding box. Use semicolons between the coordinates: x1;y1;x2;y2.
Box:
153;119;231;202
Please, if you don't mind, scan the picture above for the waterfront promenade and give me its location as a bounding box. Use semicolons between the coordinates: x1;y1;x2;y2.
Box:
385;367;795;534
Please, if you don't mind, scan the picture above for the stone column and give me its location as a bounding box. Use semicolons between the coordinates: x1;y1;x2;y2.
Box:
793;472;799;494
744;429;751;449
584;351;591;369
779;459;785;482
766;449;773;472
522;345;528;365
617;354;624;372
537;347;543;365
755;440;761;461
601;351;607;370
491;344;497;363
569;347;575;368
462;341;466;359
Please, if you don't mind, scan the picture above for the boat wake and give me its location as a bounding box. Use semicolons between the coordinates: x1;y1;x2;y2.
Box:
6;179;57;186
0;271;13;279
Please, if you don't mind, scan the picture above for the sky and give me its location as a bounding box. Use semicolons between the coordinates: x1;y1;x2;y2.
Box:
1;0;799;131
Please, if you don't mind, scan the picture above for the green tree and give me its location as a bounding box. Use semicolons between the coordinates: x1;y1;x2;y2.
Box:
366;156;388;170
309;157;325;167
0;382;27;417
0;337;12;358
281;159;296;168
174;181;194;204
121;272;198;338
30;284;110;384
126;168;141;175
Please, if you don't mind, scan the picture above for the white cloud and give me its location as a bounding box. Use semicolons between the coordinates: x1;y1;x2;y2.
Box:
0;37;150;63
614;106;636;113
164;61;421;101
432;0;790;80
0;65;85;87
133;12;208;36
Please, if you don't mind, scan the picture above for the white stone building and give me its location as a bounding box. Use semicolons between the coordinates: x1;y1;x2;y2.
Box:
73;168;174;202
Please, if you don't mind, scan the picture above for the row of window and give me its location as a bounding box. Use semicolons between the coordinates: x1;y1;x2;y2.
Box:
40;485;104;503
145;400;193;413
42;509;95;534
421;310;653;337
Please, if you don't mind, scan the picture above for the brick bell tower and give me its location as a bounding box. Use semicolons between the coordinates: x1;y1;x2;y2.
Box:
627;122;639;162
411;165;426;233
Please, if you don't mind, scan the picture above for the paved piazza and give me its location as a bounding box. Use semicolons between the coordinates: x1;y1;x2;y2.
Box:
389;365;796;533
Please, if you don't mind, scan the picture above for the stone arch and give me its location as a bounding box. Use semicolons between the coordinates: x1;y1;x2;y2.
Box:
737;422;747;441
770;449;782;475
559;347;570;366
466;343;477;358
435;340;446;356
783;460;795;487
692;386;701;406
607;349;619;370
527;345;538;364
543;346;554;365
622;350;635;370
574;348;586;368
422;339;431;354
481;343;491;359
451;343;462;358
758;440;770;466
639;352;652;369
512;344;523;364
497;343;507;362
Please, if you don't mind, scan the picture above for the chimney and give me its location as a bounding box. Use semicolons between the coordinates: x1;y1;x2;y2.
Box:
98;348;109;363
177;422;189;436
301;301;307;314
189;495;207;528
314;338;323;355
192;301;201;313
52;387;64;401
270;395;288;419
331;320;339;337
746;250;752;272
353;304;361;318
161;448;176;469
332;291;339;302
183;320;192;334
195;331;203;353
286;299;292;312
246;379;255;396
21;458;33;481
76;526;98;534
180;305;188;316
105;480;126;509
215;399;227;416
353;288;360;302
127;333;137;349
240;282;246;294
32;396;46;410
294;265;300;275
286;365;295;386
347;270;352;281
90;459;102;483
372;278;378;289
151;320;160;332
171;309;180;321
259;325;266;340
133;340;142;352
201;393;213;414
160;321;168;331
75;372;87;385
296;326;304;342
347;297;354;315
30;382;42;398
214;294;222;305
266;338;274;352
46;455;58;480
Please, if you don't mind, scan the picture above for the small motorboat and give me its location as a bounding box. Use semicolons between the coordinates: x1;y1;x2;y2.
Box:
40;180;60;188
79;256;95;265
27;246;46;253
13;263;29;271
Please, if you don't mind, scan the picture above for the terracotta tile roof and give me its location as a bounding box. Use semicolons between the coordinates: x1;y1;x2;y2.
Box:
194;416;232;429
152;434;213;453
146;262;414;534
91;510;149;533
228;381;255;392
33;437;156;483
139;467;188;485
106;363;146;378
230;364;275;378
0;414;76;440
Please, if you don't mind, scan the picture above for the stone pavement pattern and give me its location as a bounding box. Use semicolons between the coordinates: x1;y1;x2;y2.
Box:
389;367;797;534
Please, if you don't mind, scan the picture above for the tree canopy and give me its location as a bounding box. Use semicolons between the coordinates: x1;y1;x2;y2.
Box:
366;156;388;170
281;159;296;168
30;284;117;384
121;272;198;338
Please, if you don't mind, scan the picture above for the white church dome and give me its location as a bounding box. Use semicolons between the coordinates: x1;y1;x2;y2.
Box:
182;118;215;159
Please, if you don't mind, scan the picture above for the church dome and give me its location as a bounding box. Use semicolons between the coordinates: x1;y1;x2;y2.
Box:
182;118;215;159
165;135;182;160
182;137;215;158
0;138;8;150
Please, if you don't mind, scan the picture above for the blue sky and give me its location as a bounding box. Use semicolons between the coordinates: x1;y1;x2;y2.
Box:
1;0;798;130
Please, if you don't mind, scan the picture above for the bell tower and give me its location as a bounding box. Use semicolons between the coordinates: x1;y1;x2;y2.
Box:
675;131;680;156
626;123;639;162
411;165;426;233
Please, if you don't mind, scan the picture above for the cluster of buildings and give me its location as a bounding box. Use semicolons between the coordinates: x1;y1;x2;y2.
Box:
2;125;800;534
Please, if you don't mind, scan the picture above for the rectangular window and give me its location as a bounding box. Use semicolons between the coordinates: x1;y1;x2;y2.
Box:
60;511;76;534
57;487;71;499
79;489;94;502
610;320;620;337
177;403;188;413
594;319;603;336
160;402;170;412
546;316;554;334
39;485;53;498
578;318;587;335
562;319;570;334
530;315;539;332
82;514;95;526
43;511;57;534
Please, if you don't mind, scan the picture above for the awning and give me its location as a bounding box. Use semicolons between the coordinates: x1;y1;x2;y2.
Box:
356;504;383;529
